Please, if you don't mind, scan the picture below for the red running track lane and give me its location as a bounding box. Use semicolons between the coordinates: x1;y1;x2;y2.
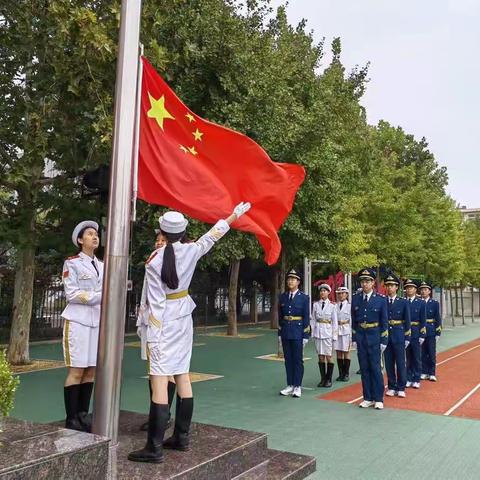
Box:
318;338;480;419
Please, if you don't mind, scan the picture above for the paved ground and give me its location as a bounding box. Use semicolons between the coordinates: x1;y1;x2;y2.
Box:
10;320;480;480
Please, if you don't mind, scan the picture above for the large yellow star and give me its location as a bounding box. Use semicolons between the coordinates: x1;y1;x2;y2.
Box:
192;128;203;141
147;93;175;131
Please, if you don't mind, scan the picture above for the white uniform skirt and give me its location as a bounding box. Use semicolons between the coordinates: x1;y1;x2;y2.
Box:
148;314;193;376
63;319;99;368
314;337;333;356
334;334;351;352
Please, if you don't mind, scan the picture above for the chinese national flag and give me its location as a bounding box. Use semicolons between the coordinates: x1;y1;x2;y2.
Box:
137;57;305;265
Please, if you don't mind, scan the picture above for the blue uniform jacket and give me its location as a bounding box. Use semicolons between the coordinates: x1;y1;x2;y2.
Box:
387;297;411;344
351;292;388;347
278;291;310;341
424;298;441;337
406;297;426;339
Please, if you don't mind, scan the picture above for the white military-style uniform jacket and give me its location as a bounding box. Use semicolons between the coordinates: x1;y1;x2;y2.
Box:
336;300;352;336
311;298;338;340
145;219;230;343
61;252;104;327
136;275;149;328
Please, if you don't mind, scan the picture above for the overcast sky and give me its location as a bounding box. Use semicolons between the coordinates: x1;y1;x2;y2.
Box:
270;0;479;207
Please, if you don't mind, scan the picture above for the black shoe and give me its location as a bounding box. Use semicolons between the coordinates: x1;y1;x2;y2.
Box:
323;363;334;388
77;411;92;433
128;402;170;463
164;396;193;451
65;416;84;431
335;359;344;381
356;369;361;375
317;362;326;388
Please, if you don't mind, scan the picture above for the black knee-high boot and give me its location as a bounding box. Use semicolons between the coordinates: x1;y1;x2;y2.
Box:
343;359;351;381
324;363;334;387
64;384;83;431
336;359;344;381
163;396;193;451
317;362;326;387
128;402;170;463
78;382;94;432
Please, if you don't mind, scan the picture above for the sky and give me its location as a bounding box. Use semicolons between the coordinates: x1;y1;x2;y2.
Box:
269;0;479;207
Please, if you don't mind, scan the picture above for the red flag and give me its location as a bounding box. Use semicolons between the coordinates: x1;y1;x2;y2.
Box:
137;57;305;265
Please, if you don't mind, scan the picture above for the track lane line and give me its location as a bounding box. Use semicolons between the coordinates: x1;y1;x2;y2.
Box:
443;383;480;416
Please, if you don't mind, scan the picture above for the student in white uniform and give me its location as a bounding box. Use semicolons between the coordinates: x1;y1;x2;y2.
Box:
136;230;177;432
61;220;103;432
128;202;251;463
334;286;352;382
311;284;338;388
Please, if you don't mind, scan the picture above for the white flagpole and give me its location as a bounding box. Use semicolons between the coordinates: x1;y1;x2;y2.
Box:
131;44;144;222
92;0;142;461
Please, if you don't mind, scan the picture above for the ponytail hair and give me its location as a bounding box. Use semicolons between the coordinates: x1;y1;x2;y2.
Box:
160;230;185;290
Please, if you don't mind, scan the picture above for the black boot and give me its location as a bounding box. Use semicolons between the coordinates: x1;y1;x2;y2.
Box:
164;396;193;451
324;363;334;387
343;359;351;381
140;380;153;431
336;359;344;381
128;402;170;463
167;381;176;427
77;382;94;433
64;384;83;431
317;362;326;387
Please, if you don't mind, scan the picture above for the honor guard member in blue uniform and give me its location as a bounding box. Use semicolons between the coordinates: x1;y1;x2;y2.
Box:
384;273;411;398
419;281;441;381
278;269;310;398
404;279;426;388
352;268;388;409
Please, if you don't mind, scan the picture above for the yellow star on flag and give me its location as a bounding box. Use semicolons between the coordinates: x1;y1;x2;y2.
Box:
147;93;175;131
192;128;203;141
179;145;188;153
188;146;198;156
186;112;195;123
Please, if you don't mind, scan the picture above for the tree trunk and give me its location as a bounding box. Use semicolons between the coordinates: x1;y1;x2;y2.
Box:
460;287;465;325
8;245;35;365
250;283;258;324
454;286;459;316
449;288;455;327
471;285;475;323
227;259;240;336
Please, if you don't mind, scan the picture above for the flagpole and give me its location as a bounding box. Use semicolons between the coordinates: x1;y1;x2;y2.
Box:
131;44;144;222
92;0;142;459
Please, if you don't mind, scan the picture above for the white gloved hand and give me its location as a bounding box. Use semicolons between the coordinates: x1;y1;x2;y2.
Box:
380;344;387;353
233;201;251;218
419;337;425;345
351;342;357;351
136;326;142;339
405;341;410;349
302;338;308;347
436;336;440;343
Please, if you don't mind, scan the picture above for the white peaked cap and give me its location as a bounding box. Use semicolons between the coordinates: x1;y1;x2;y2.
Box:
72;220;99;247
159;211;188;234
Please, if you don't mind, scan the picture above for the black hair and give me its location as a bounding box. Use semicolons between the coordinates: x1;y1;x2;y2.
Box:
160;229;185;289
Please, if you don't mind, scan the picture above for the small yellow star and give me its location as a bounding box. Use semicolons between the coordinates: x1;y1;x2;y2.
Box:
192;128;203;141
147;93;175;131
188;146;198;156
179;145;188;153
186;112;195;123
